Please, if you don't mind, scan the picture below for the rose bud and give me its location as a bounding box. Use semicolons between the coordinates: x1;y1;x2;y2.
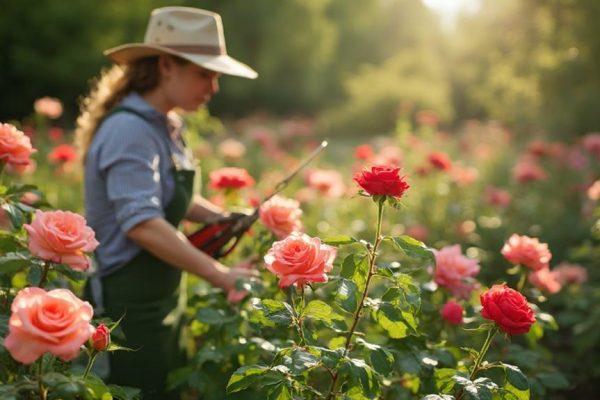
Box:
90;324;110;352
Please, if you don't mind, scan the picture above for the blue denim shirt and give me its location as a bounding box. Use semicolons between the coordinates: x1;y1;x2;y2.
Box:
84;93;192;276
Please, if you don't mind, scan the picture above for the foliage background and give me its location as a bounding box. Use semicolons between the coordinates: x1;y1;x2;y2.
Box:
2;0;600;137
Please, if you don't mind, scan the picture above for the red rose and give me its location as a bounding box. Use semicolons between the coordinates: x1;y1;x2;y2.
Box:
441;300;463;325
480;284;536;335
209;167;255;190
90;324;110;352
353;165;409;198
428;151;453;171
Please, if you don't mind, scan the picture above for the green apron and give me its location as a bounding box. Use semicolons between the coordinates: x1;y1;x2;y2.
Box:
99;165;194;399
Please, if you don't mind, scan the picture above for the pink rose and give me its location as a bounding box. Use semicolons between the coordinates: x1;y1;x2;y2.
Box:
34;96;63;119
90;324;110;352
553;262;588;286
480;284;536;335
441;300;464;325
218;138;246;159
264;232;336;288
484;186;512;208
0;123;36;167
259;195;303;239
433;245;480;299
304;169;346;199
528;267;561;294
512;157;547;183
24;210;99;271
501;234;551;271
4;287;94;364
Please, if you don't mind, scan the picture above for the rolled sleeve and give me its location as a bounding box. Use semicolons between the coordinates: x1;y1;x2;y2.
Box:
97;116;166;233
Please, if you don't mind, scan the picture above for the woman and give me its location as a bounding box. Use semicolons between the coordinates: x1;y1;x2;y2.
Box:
76;7;257;399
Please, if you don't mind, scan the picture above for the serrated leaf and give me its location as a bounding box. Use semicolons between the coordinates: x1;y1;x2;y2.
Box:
53;263;87;281
387;235;435;262
336;278;359;314
227;365;269;393
342;358;380;398
1;203;24;229
434;368;457;393
536;313;558;330
303;299;341;323
376;308;408;339
250;299;294;327
267;382;293;400
281;348;319;375
322;235;357;246
0;252;36;276
341;254;369;289
503;364;528;391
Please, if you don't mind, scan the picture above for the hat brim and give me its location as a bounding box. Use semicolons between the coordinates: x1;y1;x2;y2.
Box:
104;43;258;79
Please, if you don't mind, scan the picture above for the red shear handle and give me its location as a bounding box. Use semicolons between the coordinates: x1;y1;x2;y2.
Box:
187;212;258;259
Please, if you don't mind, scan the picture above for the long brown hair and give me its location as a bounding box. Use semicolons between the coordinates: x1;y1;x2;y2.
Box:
75;56;187;162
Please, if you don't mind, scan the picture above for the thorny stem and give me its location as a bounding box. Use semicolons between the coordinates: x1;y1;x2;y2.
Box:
83;350;97;379
327;200;385;399
456;326;499;400
37;358;46;400
38;261;51;288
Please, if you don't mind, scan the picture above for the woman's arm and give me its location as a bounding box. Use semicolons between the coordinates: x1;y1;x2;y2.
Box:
185;194;226;224
126;217;250;291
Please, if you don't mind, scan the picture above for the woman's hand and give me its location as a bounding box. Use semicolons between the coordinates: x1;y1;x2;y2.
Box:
226;257;260;303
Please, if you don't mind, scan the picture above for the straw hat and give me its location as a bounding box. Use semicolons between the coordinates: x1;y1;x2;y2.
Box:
104;7;257;79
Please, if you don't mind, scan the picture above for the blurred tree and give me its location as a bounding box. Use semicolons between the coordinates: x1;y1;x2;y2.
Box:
449;0;600;136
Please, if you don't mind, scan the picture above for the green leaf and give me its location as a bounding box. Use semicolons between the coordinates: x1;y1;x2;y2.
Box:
503;364;530;400
27;264;42;286
336;278;359;314
322;235;357;246
281;347;319;375
356;339;394;376
434;368;457;393
376;307;408;339
536;313;558;330
107;385;142;400
341;358;380;398
387;235;435;263
453;375;493;400
53;263;87;282
503;364;528;391
377;302;418;336
0;251;37;276
227;365;269;393
1;203;24;229
341;253;369;289
303;299;342;323
249;299;294;327
536;372;569;390
196;307;237;325
5;183;38;197
421;395;454;400
267;382;293;400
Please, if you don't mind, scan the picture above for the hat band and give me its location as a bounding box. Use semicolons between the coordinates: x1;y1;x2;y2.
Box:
162;44;225;56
